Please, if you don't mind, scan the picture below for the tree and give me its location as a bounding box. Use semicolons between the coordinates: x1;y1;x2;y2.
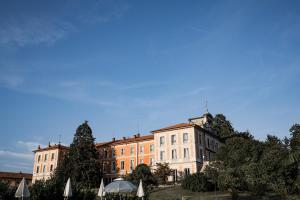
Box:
182;172;214;192
127;164;157;186
211;114;234;139
212;132;264;199
56;121;101;188
154;163;172;185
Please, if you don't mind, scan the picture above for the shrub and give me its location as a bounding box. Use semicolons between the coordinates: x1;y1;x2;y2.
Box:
181;172;214;192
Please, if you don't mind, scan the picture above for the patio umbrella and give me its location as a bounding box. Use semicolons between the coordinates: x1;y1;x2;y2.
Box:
105;178;137;193
97;178;105;199
15;177;30;200
63;177;72;200
136;179;145;200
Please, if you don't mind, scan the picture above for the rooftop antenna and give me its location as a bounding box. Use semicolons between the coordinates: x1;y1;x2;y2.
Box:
205;100;209;113
137;121;140;134
58;134;61;145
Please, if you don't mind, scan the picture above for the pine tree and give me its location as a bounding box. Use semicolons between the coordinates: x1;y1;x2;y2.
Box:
56;121;101;188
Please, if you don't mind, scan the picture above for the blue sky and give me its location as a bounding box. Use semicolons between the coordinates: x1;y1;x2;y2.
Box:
0;0;299;173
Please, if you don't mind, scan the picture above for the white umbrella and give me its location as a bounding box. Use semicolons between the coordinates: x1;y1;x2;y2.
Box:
105;178;137;193
63;177;73;200
15;177;30;200
97;178;105;199
136;179;145;199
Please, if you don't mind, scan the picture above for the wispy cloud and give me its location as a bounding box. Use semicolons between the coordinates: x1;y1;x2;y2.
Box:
77;0;129;24
0;150;33;160
0;18;75;46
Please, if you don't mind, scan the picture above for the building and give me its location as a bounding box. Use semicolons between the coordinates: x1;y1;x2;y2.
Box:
151;112;221;180
31;111;222;184
96;134;154;183
32;143;69;183
0;171;32;187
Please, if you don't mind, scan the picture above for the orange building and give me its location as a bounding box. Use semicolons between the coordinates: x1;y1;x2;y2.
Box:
96;134;154;183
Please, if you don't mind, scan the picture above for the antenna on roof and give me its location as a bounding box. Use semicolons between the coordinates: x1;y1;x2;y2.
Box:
58;134;61;145
137;121;140;134
205;100;209;113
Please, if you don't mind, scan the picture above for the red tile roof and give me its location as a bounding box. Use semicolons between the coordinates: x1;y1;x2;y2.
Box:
95;134;154;147
33;144;69;153
151;123;194;133
0;172;32;180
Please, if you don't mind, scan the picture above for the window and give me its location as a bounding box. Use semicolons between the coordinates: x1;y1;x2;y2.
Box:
36;166;40;173
120;161;125;170
51;153;55;161
207;138;210;148
130;160;134;170
104;150;108;158
183;133;188;143
43;165;46;172
44;154;48;161
216;143;219;150
150;157;154;166
38;155;41;162
172;149;177;160
130;147;134;155
184;168;190;176
112;149;116;158
199;149;203;161
111;161;116;172
171;135;176;145
140;159;144;164
198;133;202;145
150;144;154;153
50;165;53;172
160;151;165;161
184;148;189;159
121;148;125;156
160;136;165;146
140;146;144;154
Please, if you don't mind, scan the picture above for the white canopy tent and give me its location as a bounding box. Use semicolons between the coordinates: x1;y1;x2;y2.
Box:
104;178;137;193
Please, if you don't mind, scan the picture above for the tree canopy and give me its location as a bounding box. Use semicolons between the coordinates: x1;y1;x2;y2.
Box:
56;121;101;188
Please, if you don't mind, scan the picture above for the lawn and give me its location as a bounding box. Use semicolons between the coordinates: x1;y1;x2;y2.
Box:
148;186;291;200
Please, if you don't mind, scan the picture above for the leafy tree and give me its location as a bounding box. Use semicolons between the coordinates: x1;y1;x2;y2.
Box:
126;164;157;187
289;124;300;193
30;179;64;200
56;121;101;188
211;114;234;139
154;163;172;185
181;172;214;192
212;132;264;199
0;181;17;200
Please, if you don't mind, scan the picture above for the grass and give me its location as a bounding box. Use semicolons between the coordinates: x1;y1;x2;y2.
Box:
148;186;295;200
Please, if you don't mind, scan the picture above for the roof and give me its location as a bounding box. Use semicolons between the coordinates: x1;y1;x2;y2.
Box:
33;144;69;153
0;172;32;180
151;123;194;133
113;135;153;145
96;134;154;147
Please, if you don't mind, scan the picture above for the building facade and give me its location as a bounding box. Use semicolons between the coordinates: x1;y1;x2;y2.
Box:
0;172;32;187
32;143;69;183
32;112;222;184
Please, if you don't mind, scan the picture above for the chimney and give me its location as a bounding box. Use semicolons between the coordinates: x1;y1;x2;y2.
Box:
48;142;51;147
137;133;140;138
133;134;137;138
112;137;115;142
38;145;41;149
123;137;126;140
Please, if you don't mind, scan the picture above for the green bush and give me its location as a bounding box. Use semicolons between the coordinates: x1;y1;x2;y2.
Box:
0;181;17;200
181;172;214;192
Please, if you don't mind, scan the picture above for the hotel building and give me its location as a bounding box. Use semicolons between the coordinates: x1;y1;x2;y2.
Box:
32;112;222;183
